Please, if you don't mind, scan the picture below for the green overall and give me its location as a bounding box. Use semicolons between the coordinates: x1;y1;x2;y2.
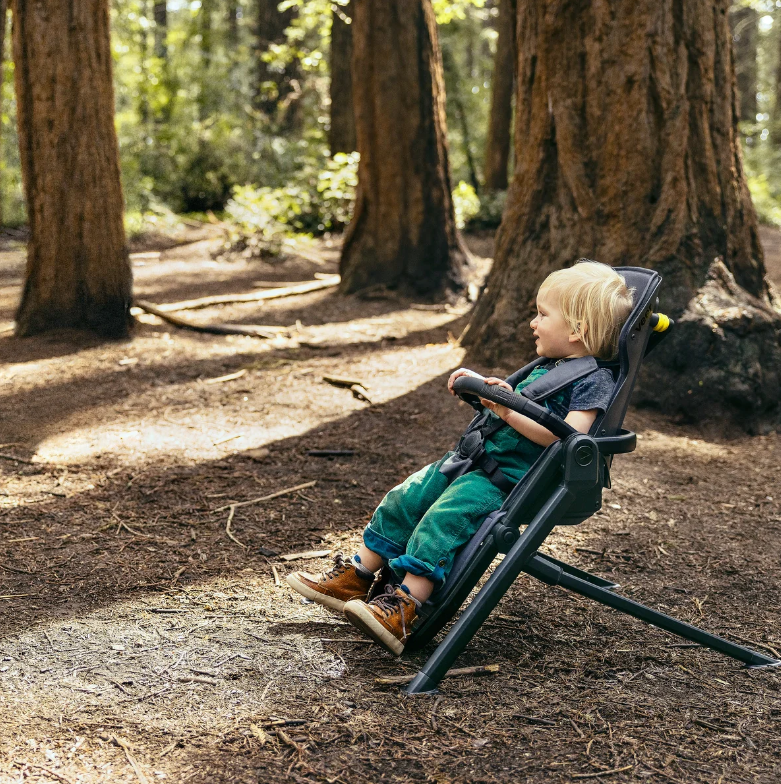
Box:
363;366;566;586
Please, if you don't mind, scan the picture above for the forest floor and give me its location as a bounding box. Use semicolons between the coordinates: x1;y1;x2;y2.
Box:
0;228;780;784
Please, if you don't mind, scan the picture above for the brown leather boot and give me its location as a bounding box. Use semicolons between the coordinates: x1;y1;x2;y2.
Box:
343;585;421;656
286;553;374;612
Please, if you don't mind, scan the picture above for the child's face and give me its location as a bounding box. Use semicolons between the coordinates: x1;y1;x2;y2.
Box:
530;290;584;358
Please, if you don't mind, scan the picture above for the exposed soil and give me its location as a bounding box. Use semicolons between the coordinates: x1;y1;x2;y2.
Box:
0;230;779;784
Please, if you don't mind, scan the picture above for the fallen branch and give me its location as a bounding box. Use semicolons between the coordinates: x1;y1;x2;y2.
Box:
213;480;317;512
143;274;340;313
279;549;332;562
322;374;369;389
350;384;372;403
374;663;500;685
0;452;36;465
132;301;286;338
225;506;246;548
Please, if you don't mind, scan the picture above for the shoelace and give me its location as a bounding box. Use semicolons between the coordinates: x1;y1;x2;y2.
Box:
371;585;416;642
321;552;348;581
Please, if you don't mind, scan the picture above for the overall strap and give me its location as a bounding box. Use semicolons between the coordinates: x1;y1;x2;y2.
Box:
520;356;598;403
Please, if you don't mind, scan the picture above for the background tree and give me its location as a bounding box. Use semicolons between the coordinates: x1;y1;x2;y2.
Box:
464;0;781;428
328;0;355;154
339;0;467;296
0;0;7;227
483;0;515;190
730;4;758;122
12;0;131;338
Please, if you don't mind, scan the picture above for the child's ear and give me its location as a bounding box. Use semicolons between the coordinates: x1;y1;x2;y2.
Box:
569;322;587;343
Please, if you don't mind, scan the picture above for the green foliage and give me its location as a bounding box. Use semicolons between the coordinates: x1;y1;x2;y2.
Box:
433;0;486;25
467;188;506;229
452;181;480;229
225;151;358;251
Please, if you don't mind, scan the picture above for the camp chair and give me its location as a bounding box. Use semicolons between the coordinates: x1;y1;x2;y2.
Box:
402;266;780;695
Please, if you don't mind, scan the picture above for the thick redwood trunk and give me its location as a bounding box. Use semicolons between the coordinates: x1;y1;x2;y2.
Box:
339;0;467;297
12;0;131;338
483;0;516;191
728;5;757;124
0;0;7;227
329;1;356;154
464;0;779;429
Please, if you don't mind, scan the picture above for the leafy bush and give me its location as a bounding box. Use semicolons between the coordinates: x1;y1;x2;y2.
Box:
452;181;481;229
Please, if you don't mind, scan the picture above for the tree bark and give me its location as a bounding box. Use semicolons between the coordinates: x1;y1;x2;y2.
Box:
339;0;467;297
12;0;131;338
255;0;296;117
328;0;356;154
0;0;7;228
153;1;167;60
728;5;757;123
483;0;516;191
464;0;780;429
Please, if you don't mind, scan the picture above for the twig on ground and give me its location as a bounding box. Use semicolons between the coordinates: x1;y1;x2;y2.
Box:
307;449;355;457
513;713;556;726
112;736;152;784
430;695;444;731
225;506;246;548
213;480;318;512
375;664;500;685
272;565;282;586
0;562;33;574
322;374;369;389
279;549;331;562
350;384;372;403
13;761;76;784
213;434;243;447
572;765;634;779
204;369;247;384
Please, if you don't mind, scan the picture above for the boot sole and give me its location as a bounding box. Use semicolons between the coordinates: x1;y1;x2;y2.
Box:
344;600;405;656
286;573;346;612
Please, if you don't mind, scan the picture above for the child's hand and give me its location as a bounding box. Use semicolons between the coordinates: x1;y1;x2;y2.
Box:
447;368;485;395
479;377;513;418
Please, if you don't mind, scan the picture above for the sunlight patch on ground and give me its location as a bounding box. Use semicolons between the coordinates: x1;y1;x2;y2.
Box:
0;572;347;783
30;342;465;467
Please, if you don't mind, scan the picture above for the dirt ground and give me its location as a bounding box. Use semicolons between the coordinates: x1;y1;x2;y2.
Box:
0;229;780;784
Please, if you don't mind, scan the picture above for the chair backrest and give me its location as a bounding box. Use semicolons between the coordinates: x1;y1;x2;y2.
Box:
592;267;662;437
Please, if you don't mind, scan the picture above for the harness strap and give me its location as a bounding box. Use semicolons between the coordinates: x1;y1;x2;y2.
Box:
519;356;598;402
472;452;516;494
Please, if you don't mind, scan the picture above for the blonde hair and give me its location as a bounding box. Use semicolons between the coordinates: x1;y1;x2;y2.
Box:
538;260;634;360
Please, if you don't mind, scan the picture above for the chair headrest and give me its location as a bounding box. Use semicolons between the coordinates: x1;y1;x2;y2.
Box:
594;267;662;436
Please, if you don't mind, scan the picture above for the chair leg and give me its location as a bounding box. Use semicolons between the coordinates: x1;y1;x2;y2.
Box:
528;552;620;589
546;569;780;668
403;487;569;695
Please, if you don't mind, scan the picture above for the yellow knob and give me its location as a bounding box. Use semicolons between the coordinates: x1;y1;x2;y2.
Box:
653;313;670;332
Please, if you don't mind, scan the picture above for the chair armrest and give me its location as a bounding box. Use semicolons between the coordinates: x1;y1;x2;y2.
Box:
594;429;636;454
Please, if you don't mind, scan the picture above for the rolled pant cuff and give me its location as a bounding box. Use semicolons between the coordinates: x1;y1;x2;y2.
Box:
389;554;446;588
363;526;405;562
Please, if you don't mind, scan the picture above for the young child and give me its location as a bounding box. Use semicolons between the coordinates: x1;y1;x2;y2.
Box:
287;261;634;655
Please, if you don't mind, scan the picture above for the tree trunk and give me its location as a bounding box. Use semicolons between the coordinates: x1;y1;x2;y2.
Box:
464;0;780;430
199;0;214;119
339;0;467;297
774;11;781;141
12;0;131;338
483;0;516;191
328;0;356;154
0;0;7;228
153;1;167;60
729;5;757;123
255;0;296;117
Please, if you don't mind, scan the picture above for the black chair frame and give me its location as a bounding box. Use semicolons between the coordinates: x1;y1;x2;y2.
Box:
403;267;780;695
